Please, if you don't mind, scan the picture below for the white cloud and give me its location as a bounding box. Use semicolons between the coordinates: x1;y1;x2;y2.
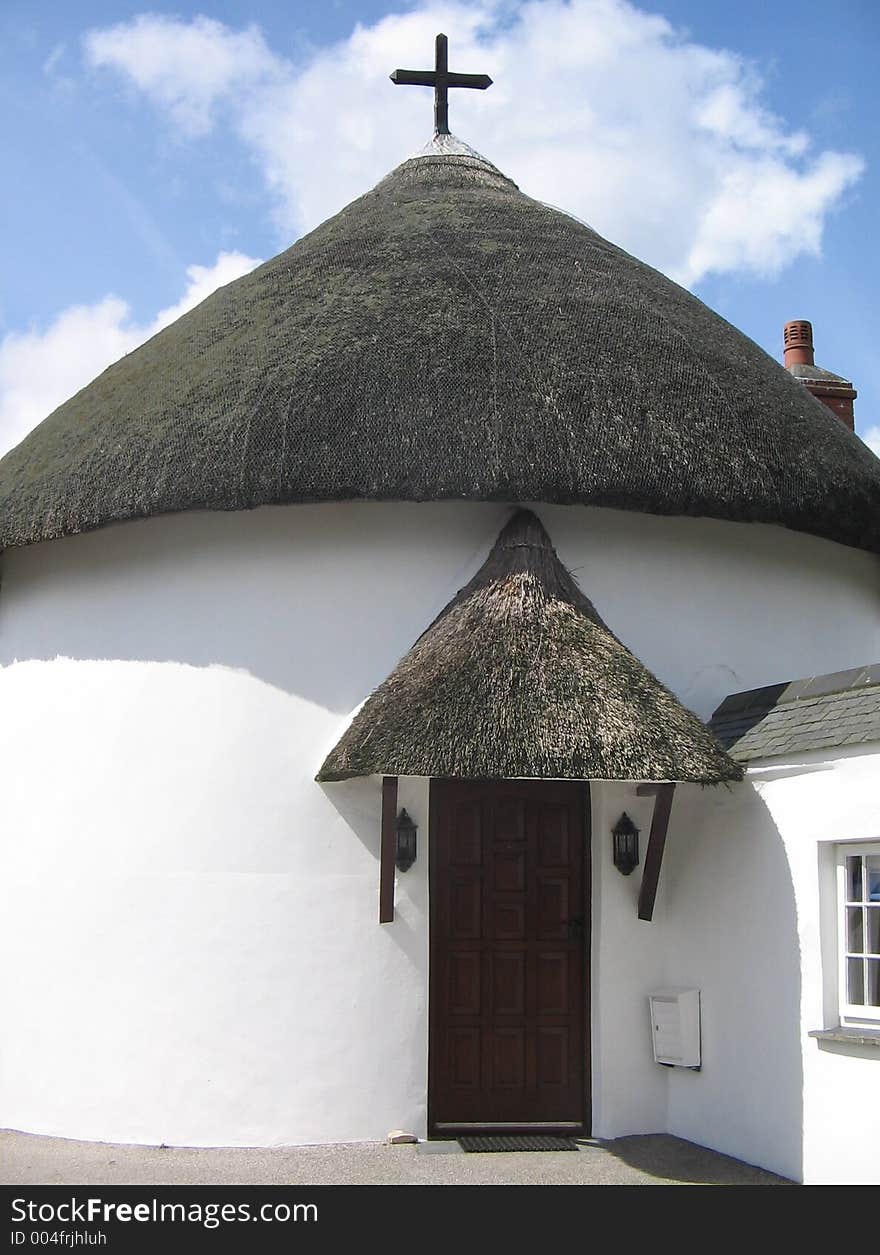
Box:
0;251;260;456
681;151;863;285
82;0;863;286
861;425;880;458
85;14;278;137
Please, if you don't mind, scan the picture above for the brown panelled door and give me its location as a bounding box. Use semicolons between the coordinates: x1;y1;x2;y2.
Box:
429;779;590;1134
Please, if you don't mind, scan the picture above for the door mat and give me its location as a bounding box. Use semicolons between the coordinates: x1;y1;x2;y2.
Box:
458;1135;580;1153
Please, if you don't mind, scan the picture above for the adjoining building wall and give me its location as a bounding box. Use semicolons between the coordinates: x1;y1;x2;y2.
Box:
662;747;880;1185
0;501;877;1151
754;747;880;1186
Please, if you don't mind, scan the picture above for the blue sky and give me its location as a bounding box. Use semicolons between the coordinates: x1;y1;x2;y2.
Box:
1;0;878;454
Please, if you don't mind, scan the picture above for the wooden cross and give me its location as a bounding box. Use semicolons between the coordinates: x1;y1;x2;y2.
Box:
390;33;492;136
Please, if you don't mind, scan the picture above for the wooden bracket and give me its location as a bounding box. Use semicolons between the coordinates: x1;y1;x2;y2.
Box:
636;782;676;922
379;776;399;924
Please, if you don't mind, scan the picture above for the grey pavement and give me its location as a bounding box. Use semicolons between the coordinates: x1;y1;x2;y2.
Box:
1;1129;792;1186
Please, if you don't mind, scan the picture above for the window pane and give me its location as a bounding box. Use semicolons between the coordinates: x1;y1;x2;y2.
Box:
867;960;880;1008
847;908;864;952
847;957;864;1005
847;855;863;902
868;858;880;903
868;907;880;957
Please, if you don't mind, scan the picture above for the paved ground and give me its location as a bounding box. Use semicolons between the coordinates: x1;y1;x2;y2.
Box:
1;1129;792;1186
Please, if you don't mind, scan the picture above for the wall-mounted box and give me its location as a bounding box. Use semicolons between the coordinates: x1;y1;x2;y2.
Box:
648;989;701;1068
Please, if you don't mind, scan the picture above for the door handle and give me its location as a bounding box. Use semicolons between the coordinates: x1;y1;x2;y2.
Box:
568;914;585;937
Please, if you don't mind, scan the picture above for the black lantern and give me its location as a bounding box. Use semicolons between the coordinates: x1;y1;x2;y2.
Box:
395;809;418;872
612;812;640;875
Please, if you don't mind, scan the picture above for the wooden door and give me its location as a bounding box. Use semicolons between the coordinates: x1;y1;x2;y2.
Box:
429;779;590;1135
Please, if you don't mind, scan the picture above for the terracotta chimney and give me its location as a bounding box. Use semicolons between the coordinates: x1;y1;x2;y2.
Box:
783;319;856;431
783;320;814;368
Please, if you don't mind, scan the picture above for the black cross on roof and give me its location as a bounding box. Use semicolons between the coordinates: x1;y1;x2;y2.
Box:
390;33;492;136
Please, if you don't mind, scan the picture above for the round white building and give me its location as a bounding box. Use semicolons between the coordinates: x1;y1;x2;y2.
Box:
1;132;878;1183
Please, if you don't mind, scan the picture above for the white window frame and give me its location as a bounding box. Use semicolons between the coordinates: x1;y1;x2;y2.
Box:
836;841;880;1025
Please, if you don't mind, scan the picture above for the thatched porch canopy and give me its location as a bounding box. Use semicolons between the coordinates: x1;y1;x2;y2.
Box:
317;511;741;785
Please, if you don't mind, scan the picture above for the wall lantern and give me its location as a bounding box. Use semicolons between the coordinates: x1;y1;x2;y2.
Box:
612;812;640;876
395;809;418;872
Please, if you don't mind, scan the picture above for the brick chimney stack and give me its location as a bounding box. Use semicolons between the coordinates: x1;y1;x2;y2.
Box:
783;319;856;431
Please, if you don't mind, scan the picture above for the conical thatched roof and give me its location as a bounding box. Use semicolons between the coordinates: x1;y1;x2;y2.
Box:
317;510;741;784
1;144;878;552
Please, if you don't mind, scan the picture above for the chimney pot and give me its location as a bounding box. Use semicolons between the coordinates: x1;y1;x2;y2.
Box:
784;319;814;367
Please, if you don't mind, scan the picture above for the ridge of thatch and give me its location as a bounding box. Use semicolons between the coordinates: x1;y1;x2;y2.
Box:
317;510;742;784
1;148;878;553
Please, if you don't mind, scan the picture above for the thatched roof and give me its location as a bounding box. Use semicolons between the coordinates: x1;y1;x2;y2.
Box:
2;142;878;552
317;510;741;784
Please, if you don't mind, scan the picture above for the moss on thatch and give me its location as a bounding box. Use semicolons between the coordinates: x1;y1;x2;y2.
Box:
317;510;742;784
0;148;878;553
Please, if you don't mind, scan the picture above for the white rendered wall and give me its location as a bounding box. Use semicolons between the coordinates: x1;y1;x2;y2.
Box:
589;781;668;1139
0;654;433;1146
660;779;805;1181
661;747;880;1185
0;500;877;1150
753;747;880;1185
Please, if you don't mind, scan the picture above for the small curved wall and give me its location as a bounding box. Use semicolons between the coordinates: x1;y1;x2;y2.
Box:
754;747;880;1186
661;782;804;1181
0;501;877;1148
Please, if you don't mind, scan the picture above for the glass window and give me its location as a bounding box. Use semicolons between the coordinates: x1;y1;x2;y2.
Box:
838;843;880;1023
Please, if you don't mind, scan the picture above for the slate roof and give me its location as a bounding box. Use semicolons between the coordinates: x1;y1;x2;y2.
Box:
318;509;741;784
787;363;854;388
1;138;879;553
709;664;880;762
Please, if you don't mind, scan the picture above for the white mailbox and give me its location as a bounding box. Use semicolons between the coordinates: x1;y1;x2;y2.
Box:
648;989;701;1068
